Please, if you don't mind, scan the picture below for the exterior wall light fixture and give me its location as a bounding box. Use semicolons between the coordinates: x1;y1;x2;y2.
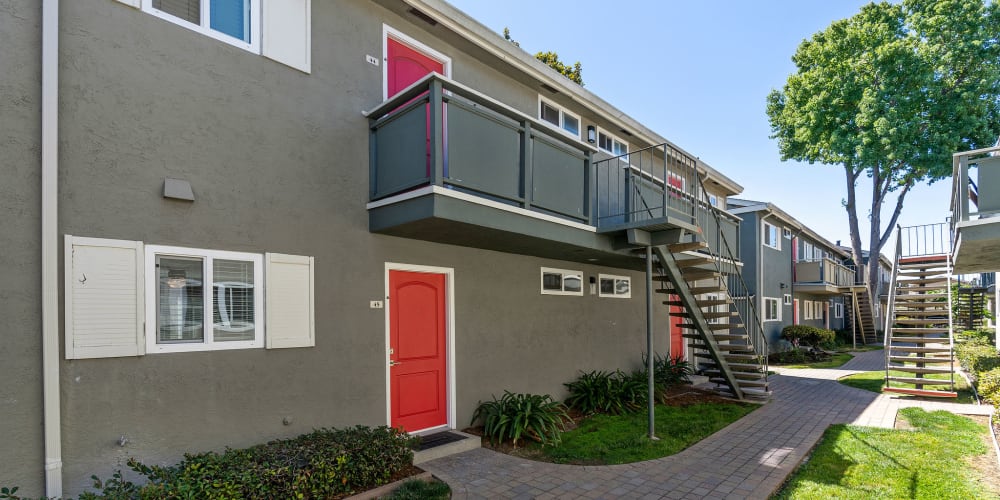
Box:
587;125;596;144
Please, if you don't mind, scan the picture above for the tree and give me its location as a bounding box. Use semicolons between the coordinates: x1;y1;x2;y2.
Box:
766;0;1000;305
504;27;584;86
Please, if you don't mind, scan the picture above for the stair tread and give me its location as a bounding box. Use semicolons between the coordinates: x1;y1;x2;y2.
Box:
657;286;728;295
890;366;955;375
883;387;958;398
886;376;953;386
670;311;737;318
888;355;952;364
889;346;952;353
891;327;950;334
678;322;743;330
689;343;753;351
889;336;951;343
684;333;749;341
676;257;716;268
894;319;950;325
679;270;724;281
710;378;768;388
665;299;734;307
667;241;709;253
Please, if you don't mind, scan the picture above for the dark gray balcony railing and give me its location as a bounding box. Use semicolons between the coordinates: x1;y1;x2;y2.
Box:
952;145;1000;225
899;222;950;257
795;258;855;287
368;73;595;224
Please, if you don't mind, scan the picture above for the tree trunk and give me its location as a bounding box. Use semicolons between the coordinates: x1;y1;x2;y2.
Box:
844;166;864;285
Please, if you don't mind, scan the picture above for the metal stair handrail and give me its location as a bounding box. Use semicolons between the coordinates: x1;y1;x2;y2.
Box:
884;225;903;385
691;170;770;377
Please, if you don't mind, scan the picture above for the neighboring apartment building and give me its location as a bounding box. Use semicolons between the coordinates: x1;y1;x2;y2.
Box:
727;199;853;345
1;0;754;496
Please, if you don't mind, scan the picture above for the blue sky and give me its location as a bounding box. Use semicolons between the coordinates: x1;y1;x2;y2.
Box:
447;0;955;255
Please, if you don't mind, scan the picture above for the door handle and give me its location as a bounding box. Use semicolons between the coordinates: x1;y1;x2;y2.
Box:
389;360;402;367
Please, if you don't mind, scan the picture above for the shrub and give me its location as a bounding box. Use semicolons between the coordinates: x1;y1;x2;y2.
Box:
76;426;416;499
781;325;835;347
470;391;569;447
384;479;450;500
564;370;647;416
978;368;1000;408
956;328;995;346
643;353;693;386
955;342;1000;381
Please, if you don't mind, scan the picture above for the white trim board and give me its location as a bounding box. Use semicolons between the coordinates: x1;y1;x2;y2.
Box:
383;263;457;434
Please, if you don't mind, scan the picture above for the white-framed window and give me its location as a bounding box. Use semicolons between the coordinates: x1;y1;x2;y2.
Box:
65;236;315;359
597;128;629;157
783;227;792;239
538;97;581;138
802;241;814;261
598;274;631;298
121;0;312;73
708;194;719;207
803;300;813;320
540;267;583;296
143;0;261;51
835;302;843;318
783;294;792;305
146;245;264;353
762;221;780;250
763;297;781;322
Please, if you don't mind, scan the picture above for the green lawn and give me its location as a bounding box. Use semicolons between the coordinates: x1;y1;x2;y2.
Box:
775;408;995;499
778;353;854;369
838;344;884;352
839;370;975;403
542;403;757;465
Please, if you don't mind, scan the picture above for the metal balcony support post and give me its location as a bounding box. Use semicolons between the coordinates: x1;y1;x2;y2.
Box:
662;147;669;219
522;121;533;211
428;79;444;187
645;245;657;440
585;151;595;226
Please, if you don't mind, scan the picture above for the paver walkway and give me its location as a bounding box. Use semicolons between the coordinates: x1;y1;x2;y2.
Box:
422;349;994;499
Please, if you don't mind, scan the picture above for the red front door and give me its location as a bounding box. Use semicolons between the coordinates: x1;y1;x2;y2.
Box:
389;270;448;433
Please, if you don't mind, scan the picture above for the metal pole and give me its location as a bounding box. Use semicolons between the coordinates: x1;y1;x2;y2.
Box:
646;246;656;440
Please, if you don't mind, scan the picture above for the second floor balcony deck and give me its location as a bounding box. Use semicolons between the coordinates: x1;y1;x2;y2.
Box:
794;257;859;295
951;144;1000;274
365;73;738;267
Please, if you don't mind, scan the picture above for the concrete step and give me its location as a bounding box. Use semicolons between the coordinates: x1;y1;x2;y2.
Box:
412;430;481;465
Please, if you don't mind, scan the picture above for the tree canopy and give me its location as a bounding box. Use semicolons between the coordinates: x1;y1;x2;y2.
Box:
504;27;584;85
766;0;1000;298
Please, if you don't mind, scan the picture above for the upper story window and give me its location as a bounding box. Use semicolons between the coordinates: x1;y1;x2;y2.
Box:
540;267;583;296
598;274;631;298
762;221;780;250
538;97;580;138
146;0;260;51
597;129;629;157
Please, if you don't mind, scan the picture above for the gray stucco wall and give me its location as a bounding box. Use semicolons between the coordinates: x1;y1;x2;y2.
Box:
0;1;44;495
759;217;793;345
2;0;676;494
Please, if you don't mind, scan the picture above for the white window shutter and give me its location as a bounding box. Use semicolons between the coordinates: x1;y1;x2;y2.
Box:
65;236;144;359
262;0;311;73
114;0;141;8
265;253;315;348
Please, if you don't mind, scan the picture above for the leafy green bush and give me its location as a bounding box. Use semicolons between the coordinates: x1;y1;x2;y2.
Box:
781;325;835;347
79;426;415;499
644;353;693;386
470;391;569;447
978;368;1000;408
564;370;647;415
955;342;1000;381
956;328;995;346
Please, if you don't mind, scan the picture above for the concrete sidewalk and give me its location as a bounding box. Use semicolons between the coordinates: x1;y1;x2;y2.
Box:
421;349;993;499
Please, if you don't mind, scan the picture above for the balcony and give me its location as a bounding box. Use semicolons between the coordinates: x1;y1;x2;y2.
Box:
365;73;731;267
951;145;1000;274
794;258;858;295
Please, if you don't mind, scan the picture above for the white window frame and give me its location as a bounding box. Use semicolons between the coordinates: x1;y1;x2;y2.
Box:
141;0;262;53
598;274;631;299
145;245;264;353
540;267;584;296
762;221;780;250
708;194;719;207
537;96;582;139
783;293;792;305
803;300;813;320
835;302;844;318
783;227;792;239
802;241;814;261
763;297;781;322
596;127;629;157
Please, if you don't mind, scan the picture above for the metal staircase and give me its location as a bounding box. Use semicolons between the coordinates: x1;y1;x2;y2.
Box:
594;143;770;401
883;224;957;398
849;289;879;344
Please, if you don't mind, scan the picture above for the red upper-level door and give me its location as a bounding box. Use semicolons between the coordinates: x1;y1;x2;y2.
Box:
386;36;445;99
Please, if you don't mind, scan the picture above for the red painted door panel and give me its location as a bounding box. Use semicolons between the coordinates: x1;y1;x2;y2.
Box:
390;270;447;432
386;37;446;176
669;294;685;360
386;37;445;98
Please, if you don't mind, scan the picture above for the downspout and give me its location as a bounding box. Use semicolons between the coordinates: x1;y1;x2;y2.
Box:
41;0;63;497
